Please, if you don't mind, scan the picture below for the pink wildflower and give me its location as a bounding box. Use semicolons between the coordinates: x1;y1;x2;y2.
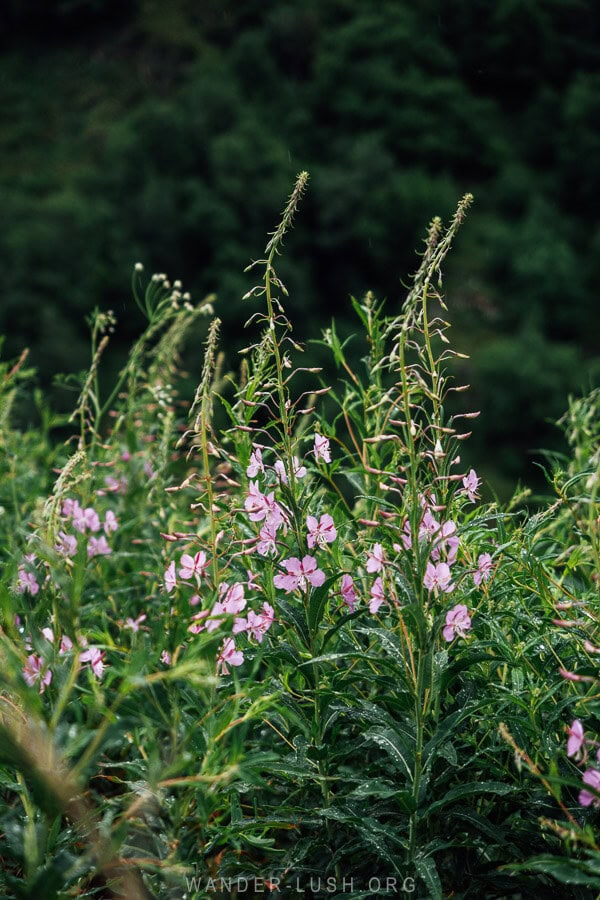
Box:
206;601;226;633
179;550;208;581
62;498;81;518
217;638;244;675
104;510;119;535
125;613;147;632
307;514;337;549
399;518;412;551
23;654;52;693
160;650;172;665
567;719;586;760
247;446;265;478
55;531;78;558
274;556;325;593
431;520;459;565
245;481;284;528
41;627;54;643
88;536;112;558
104;474;128;493
16;567;39;596
366;543;385;574
274;457;307;484
219;582;247;614
246;602;275;643
443;604;472;642
474;553;494;586
579;768;600;807
423;561;455;594
461;468;481;503
257;522;278;557
340;574;357;613
80;646;105;679
164;561;177;594
73;506;101;534
369;577;385;614
59;635;73;655
314;433;331;463
419;510;440;541
188;609;210;634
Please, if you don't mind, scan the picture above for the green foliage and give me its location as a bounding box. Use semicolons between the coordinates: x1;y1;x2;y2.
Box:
1;179;599;898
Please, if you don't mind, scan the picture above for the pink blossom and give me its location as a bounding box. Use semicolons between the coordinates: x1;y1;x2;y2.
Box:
80;646;105;679
245;481;284;528
399;518;412;550
104;511;119;535
423;561;455;594
257;522;278;557
567;719;586;760
41;627;54;643
419;510;440;541
23;654;52;693
73;506;101;534
125;613;147;632
160;650;172;665
366;543;385;574
461;468;480;503
307;514;337;549
164;561;177;594
314;433;331;463
340;574;357;613
369;577;386;614
217;638;244;675
16;567;39;596
188;610;210;634
443;604;472;642
246;602;275;643
104;474;128;493
59;635;73;655
431;521;459;565
88;536;112;558
62;498;82;518
179;551;208;581
219;582;247;614
474;553;493;586
55;531;77;558
579;768;600;807
247;446;265;478
274;457;307;484
206;601;226;633
274;556;325;593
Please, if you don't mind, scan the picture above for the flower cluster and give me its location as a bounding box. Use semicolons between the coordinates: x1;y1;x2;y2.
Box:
566;719;600;807
22;626;105;694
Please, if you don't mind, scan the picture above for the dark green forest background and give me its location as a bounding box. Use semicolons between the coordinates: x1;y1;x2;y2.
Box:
2;0;599;496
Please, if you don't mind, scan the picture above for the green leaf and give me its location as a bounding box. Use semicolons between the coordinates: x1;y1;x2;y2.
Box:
415;855;442;900
363;726;414;782
426;780;515;816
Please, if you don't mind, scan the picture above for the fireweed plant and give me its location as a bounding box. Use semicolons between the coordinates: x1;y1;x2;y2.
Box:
0;174;598;898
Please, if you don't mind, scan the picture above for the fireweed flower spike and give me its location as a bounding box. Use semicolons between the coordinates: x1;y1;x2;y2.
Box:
443;604;472;642
306;514;337;549
314;432;331;463
274;556;325;593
